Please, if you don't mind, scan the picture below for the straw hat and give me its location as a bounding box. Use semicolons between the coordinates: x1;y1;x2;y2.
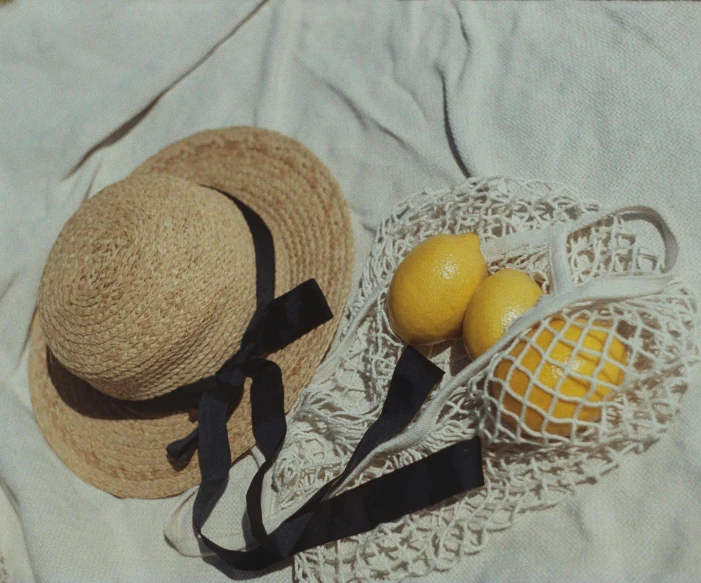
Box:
28;127;354;499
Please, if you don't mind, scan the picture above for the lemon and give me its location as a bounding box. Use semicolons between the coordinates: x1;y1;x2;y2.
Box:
492;317;628;436
387;233;487;345
462;268;543;359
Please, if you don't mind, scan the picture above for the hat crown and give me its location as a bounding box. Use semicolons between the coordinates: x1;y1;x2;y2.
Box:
38;174;256;400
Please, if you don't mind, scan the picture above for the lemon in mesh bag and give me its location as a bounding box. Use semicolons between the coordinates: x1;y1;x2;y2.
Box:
492;316;628;436
462;267;544;359
387;233;487;345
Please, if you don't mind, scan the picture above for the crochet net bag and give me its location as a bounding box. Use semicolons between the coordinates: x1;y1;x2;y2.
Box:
258;178;698;582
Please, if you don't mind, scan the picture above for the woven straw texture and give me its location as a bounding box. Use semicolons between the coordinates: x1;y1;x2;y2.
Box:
28;127;354;499
250;178;698;583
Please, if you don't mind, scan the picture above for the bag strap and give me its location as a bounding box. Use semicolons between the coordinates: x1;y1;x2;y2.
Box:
482;204;679;302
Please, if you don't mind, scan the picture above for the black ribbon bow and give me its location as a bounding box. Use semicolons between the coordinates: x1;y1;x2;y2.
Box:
152;186;485;572
164;278;333;466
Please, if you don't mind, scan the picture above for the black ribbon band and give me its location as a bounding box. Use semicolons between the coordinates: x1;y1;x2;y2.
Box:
156;186;485;572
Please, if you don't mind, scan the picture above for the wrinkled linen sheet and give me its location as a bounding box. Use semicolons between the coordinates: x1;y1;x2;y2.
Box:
1;1;701;582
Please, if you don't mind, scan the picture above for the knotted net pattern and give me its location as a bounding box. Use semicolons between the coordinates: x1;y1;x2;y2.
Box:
265;178;698;583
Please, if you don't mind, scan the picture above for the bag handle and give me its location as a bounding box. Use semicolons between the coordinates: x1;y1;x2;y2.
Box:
482;204;679;301
556;205;677;300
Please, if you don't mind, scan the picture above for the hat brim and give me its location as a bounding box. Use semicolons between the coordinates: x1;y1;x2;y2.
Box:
28;127;354;499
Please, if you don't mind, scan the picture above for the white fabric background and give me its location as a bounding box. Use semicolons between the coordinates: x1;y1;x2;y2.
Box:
1;1;700;582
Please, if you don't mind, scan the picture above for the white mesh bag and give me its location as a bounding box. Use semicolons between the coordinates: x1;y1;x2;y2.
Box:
173;177;699;581
265;177;700;583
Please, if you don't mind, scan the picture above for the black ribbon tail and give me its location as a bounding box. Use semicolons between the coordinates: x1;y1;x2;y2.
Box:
164;376;244;464
341;345;444;469
166;428;199;465
249;360;286;459
245;359;287;553
176;338;485;573
193;387;237;526
278;344;445;532
167;276;335;558
293;437;484;553
238;347;468;558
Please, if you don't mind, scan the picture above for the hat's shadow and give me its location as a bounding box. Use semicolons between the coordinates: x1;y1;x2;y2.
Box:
46;346;190;421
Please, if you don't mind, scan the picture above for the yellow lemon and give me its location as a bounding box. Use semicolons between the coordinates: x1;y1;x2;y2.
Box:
462;268;543;359
492;317;628;436
388;233;487;345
